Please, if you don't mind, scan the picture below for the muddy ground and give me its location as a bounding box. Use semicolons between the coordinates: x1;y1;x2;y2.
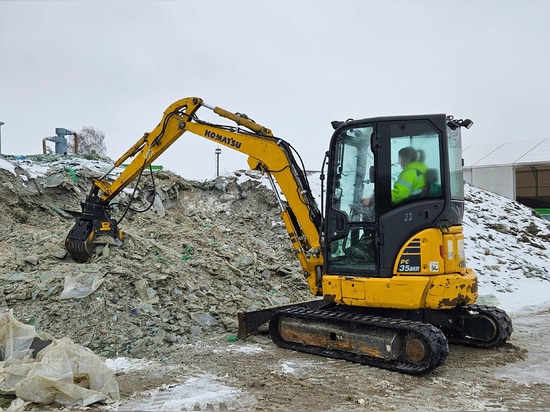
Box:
111;307;550;411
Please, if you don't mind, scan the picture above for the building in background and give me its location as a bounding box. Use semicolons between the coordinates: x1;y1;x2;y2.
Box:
463;139;550;220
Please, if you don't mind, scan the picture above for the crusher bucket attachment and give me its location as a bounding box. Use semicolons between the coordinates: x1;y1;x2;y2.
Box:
65;195;123;263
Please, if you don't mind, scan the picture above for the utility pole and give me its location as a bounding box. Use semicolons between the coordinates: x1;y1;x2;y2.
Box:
215;147;222;177
0;121;4;155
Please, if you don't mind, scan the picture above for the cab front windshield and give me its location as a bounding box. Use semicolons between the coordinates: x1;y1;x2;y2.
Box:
328;126;376;271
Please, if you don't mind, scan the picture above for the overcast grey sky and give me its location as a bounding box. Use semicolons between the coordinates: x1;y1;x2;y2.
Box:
1;0;549;180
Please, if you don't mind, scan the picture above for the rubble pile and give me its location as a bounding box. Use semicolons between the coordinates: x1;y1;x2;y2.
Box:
0;155;312;360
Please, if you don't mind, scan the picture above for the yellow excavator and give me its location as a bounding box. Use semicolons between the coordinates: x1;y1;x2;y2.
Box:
65;97;512;374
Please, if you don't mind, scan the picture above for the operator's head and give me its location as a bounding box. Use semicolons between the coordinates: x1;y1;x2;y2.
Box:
398;147;417;167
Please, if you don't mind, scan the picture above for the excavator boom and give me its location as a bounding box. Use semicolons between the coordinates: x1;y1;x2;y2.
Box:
65;97;324;293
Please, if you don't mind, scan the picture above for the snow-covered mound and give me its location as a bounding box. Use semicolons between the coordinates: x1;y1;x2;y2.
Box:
463;183;550;313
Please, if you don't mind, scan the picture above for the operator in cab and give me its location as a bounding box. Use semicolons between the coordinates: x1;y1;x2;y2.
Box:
391;146;428;204
362;146;428;206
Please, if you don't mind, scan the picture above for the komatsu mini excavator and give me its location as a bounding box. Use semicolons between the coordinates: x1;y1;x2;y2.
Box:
65;97;512;374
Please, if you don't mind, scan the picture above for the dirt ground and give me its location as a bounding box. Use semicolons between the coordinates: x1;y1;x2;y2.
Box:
84;306;550;412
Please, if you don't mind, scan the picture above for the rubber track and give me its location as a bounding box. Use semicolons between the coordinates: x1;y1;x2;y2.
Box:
447;304;513;348
269;306;449;375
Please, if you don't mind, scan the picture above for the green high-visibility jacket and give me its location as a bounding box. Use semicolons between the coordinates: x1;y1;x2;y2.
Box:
392;161;428;204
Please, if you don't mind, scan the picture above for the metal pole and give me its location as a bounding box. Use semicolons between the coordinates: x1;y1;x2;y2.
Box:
215;147;222;177
0;121;4;155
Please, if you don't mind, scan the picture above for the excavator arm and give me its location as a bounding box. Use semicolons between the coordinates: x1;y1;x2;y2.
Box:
65;97;324;294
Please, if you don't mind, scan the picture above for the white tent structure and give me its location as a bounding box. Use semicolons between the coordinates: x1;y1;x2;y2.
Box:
463;139;550;216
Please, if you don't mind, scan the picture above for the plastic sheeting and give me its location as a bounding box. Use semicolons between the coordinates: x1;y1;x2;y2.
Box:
0;310;119;408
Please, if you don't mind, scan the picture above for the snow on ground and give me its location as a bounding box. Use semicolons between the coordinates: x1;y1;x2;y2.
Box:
104;351;254;411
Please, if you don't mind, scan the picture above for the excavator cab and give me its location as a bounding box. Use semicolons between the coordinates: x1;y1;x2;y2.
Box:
321;115;479;308
325;115;453;278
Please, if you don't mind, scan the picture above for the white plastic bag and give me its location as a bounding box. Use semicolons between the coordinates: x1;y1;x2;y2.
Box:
0;310;120;407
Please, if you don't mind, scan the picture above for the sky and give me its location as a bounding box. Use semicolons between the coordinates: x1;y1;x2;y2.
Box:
1;0;549;180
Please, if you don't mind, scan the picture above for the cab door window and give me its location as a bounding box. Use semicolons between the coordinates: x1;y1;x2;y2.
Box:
388;123;442;206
